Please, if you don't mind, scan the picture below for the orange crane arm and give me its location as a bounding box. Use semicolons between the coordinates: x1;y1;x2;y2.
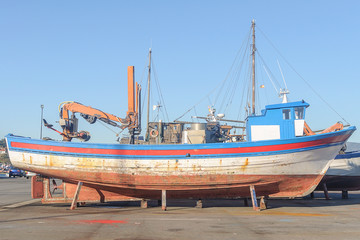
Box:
59;101;139;142
320;122;343;134
304;121;343;136
60;102;129;126
53;66;141;142
303;121;315;136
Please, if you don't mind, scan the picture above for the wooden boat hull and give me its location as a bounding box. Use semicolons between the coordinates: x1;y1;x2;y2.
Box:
317;150;360;191
5;127;355;199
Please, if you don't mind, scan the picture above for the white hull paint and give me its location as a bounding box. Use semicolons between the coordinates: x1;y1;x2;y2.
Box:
9;144;340;178
327;155;360;177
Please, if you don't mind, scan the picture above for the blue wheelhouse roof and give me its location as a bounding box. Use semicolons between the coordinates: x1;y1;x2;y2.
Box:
265;100;309;110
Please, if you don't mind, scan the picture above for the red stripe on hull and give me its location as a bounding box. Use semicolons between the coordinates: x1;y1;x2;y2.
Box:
11;133;350;156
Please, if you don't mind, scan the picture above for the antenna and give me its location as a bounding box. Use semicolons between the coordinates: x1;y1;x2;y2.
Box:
277;60;288;89
277;60;290;103
279;88;290;103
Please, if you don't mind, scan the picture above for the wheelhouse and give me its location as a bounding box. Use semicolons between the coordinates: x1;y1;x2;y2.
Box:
246;100;309;141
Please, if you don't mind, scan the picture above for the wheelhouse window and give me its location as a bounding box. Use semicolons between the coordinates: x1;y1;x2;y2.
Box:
282;109;291;120
294;107;304;119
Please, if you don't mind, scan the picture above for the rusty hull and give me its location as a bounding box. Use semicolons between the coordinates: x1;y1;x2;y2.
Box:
30;167;324;200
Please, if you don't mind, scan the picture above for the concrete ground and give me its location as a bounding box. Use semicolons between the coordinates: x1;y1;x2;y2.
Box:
1;175;360;240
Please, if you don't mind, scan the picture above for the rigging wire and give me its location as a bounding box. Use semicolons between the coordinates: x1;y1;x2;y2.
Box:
263;65;279;94
236;62;250;121
140;64;149;119
257;51;282;91
255;63;262;113
207;96;214;107
259;63;271;104
138;63;147;86
138;61;148;124
139;51;170;124
214;27;252;105
216;27;252;111
236;50;253;121
220;39;250;115
193;107;199;122
246;52;253;114
152;57;170;122
257;26;350;125
175;27;253;122
277;59;288;89
97;119;120;135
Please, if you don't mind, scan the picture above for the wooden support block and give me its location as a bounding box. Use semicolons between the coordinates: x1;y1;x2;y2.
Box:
141;199;148;208
249;185;260;211
161;190;167;211
260;196;267;210
43;177;50;200
342;190;349;199
323;183;330;200
196;199;203;208
70;181;83;210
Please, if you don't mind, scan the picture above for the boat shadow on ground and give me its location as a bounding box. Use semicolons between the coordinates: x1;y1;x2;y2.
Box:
266;192;360;209
3;193;360;225
78;191;360;210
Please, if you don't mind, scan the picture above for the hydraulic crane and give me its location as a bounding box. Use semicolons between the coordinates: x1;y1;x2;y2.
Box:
44;66;141;144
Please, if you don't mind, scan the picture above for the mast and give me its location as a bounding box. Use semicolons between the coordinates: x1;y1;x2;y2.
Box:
251;20;256;115
127;66;136;144
145;48;152;141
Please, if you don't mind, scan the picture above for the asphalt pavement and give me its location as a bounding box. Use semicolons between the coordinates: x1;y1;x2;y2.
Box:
1;176;360;240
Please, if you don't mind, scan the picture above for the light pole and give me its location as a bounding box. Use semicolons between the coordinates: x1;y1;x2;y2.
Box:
40;104;44;139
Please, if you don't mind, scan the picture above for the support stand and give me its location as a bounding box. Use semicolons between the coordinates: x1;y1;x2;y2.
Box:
196;199;203;208
342;190;349;199
323;183;330;200
70;182;83;210
141;199;148;208
249;185;260;211
259;196;267;210
161;190;167;211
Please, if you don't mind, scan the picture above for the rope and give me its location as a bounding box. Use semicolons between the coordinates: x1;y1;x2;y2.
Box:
97;120;119;135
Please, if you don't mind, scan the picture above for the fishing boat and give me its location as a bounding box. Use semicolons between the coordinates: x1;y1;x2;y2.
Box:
5;21;356;207
316;149;360;193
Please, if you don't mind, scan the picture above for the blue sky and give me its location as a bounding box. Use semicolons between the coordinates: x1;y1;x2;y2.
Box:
1;0;359;143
